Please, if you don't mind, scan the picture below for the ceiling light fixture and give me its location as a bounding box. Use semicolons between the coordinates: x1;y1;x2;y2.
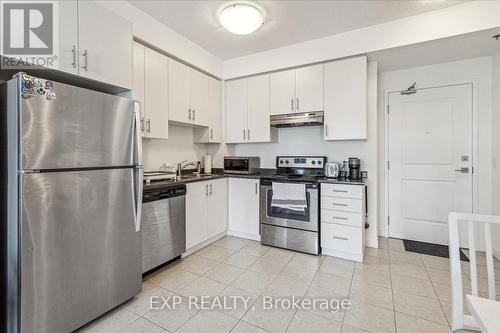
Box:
217;1;265;35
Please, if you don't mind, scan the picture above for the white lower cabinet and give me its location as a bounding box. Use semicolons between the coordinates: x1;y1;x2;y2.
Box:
186;179;228;249
321;183;366;262
228;178;260;240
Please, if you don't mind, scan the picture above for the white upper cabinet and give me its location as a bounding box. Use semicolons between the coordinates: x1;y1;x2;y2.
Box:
169;59;210;126
194;77;222;143
270;70;295;115
58;0;78;75
133;42;169;139
191;71;209;126
77;0;132;89
226;75;276;144
225;79;247;143
295;64;324;113
132;42;145;119
270;64;324;115
247;74;271;143
324;56;367;141
168;59;192;123
144;48;169;139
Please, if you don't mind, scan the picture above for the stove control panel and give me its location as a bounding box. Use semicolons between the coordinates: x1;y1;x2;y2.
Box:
277;156;327;169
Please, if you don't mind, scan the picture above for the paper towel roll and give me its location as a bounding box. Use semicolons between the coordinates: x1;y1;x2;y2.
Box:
204;155;212;174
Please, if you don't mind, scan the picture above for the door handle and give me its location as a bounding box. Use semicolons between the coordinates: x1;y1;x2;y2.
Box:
82;49;88;71
454;167;469;173
134;166;143;232
71;45;77;68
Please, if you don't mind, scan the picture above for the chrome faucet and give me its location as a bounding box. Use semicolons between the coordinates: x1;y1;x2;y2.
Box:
177;160;196;177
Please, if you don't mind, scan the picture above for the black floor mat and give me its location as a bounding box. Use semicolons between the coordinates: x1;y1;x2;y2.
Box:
403;239;469;262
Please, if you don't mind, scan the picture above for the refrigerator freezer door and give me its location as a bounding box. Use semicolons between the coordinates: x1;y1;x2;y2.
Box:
20;169;141;333
21;80;136;170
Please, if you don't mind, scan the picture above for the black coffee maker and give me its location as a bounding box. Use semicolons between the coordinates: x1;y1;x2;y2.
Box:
348;157;361;180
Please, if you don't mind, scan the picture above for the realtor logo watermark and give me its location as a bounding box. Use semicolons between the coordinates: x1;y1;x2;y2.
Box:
1;1;59;69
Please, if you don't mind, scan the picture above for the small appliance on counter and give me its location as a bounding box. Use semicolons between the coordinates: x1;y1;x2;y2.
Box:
224;156;260;174
325;161;341;178
348;157;361;180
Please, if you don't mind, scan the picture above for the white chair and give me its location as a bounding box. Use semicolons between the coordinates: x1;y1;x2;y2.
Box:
449;212;499;332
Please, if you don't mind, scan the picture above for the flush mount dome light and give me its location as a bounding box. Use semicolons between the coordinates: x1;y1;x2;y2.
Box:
217;1;265;35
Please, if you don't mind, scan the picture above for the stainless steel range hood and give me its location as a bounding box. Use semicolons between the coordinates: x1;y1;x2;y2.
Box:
270;111;324;128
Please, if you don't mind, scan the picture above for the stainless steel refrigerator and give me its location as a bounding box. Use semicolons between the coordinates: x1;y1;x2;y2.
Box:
1;73;144;333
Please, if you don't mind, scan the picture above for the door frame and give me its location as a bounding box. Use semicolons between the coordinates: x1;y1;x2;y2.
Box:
383;80;479;241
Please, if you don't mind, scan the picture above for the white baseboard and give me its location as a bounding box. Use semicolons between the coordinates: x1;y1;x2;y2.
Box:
322;247;364;262
182;232;226;257
227;230;260;242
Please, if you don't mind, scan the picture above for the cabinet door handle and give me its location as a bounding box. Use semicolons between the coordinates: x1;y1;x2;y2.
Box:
333;190;348;193
209;184;213;196
82;49;88;71
333;216;348;220
243;129;246;140
210;129;213;140
333;203;348;207
325;124;329;137
255;183;258;195
140;118;144;133
291;98;294;110
188;108;191;120
71;45;77;68
205;184;209;196
147;118;151;133
296;98;299;110
332;236;349;241
247;129;250;141
192;109;196;121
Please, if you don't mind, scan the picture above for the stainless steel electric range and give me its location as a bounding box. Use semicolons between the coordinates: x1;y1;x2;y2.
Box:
259;156;327;255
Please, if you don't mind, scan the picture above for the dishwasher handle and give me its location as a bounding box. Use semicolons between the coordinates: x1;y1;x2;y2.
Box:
143;185;187;203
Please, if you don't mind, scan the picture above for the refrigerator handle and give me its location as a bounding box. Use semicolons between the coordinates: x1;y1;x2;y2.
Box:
134;167;143;232
133;102;143;166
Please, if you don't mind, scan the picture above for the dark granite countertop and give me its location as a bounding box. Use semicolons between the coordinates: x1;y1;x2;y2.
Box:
143;169;366;191
317;177;367;185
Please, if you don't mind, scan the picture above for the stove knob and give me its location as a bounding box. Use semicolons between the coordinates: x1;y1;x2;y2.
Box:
285;160;289;165
279;160;284;165
311;160;316;165
318;160;322;165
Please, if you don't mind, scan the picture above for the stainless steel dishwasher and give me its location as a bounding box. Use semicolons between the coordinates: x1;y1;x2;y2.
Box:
141;184;186;273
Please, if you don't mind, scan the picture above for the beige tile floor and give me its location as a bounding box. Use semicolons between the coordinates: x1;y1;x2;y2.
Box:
77;236;499;333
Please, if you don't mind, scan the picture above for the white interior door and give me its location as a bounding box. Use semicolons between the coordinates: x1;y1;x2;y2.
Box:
388;84;473;245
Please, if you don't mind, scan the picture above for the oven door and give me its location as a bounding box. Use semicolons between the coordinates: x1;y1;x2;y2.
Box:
259;181;318;232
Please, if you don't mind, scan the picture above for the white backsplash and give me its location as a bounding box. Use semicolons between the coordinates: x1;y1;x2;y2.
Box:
142;125;208;172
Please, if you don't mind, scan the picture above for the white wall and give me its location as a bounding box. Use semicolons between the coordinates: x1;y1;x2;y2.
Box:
379;57;493;238
223;1;500;79
233;62;379;248
492;50;500;258
142;126;208;172
98;0;223;78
